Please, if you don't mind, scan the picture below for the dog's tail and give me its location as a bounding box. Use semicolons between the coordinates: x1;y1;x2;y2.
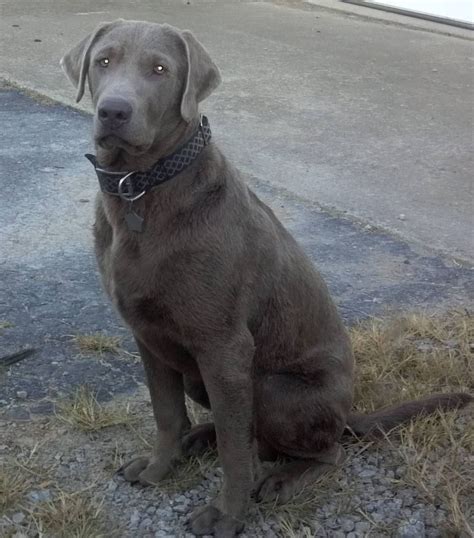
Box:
346;392;472;437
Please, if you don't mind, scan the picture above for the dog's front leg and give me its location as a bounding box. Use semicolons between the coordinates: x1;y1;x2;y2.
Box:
120;338;190;485
190;331;256;537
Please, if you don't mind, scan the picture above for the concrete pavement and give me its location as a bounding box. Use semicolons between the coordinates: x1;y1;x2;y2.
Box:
0;0;473;261
1;88;473;410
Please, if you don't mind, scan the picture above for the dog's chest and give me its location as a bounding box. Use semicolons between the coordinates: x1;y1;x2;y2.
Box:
95;197;233;358
97;226;189;338
107;252;204;377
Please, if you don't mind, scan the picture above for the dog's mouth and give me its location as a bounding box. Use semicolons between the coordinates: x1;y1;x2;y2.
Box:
97;135;152;156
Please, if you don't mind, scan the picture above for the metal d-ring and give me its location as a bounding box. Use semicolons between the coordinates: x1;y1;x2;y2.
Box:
199;114;207;146
117;171;145;202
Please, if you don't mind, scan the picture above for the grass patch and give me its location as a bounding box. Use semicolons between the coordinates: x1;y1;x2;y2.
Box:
392;409;473;535
72;332;121;356
159;450;219;493
351;309;473;412
29;490;110;538
0;464;31;515
105;442;127;476
56;386;134;432
350;309;473;536
257;480;326;531
0;320;14;330
0;444;51;516
0;442;110;536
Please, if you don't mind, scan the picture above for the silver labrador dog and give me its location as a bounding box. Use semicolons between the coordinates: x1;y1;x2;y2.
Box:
61;20;471;537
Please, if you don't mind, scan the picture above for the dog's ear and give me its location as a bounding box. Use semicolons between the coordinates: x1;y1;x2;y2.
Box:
60;21;120;103
180;30;221;122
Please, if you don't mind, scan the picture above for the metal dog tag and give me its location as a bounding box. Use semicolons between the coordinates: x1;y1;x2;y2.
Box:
125;203;144;233
117;174;145;232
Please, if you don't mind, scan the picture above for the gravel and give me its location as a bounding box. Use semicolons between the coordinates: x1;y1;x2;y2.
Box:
0;457;460;538
11;513;26;525
49;448;462;537
0;393;471;537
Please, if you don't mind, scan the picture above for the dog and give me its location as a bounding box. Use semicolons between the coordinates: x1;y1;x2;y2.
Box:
61;20;472;537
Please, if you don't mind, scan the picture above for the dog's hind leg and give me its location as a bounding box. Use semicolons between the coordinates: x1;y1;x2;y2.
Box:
254;363;352;502
181;376;278;461
182;422;217;456
255;444;346;503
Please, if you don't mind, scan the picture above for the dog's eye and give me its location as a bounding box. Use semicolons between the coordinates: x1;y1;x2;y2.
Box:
98;58;110;68
153;64;165;75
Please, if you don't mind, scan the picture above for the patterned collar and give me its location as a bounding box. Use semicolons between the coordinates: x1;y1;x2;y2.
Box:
85;115;211;200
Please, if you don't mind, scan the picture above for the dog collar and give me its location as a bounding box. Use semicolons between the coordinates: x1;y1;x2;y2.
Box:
85;115;212;200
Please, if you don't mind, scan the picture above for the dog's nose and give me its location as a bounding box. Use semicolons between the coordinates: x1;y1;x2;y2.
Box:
98;98;132;129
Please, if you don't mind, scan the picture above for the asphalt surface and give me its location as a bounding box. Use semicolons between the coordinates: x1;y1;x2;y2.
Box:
0;0;473;260
1;88;473;419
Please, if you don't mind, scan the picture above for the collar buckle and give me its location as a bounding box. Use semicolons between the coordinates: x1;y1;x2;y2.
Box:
117;171;145;202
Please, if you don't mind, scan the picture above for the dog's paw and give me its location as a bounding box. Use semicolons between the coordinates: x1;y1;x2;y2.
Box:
118;457;170;486
190;504;244;537
181;422;216;456
255;471;294;504
118;457;150;482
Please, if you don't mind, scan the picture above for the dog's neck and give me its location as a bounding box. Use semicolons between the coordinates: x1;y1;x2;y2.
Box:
95;116;200;172
95;114;218;234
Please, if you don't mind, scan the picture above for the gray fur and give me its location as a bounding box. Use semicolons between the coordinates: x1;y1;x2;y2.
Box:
61;20;472;537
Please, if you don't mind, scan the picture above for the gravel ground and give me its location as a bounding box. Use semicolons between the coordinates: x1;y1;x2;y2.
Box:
1;386;472;537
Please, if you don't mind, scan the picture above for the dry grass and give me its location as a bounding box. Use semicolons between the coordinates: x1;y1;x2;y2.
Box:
72;332;121;356
109;442;127;474
392;409;473;535
350;309;473;536
350;309;473;412
0;464;31;515
159;450;219;493
29;490;110;538
56;386;134;432
0;437;112;536
0;444;51;516
256;465;355;532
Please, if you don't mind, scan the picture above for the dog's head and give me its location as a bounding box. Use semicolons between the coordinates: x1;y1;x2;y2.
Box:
60;20;221;158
